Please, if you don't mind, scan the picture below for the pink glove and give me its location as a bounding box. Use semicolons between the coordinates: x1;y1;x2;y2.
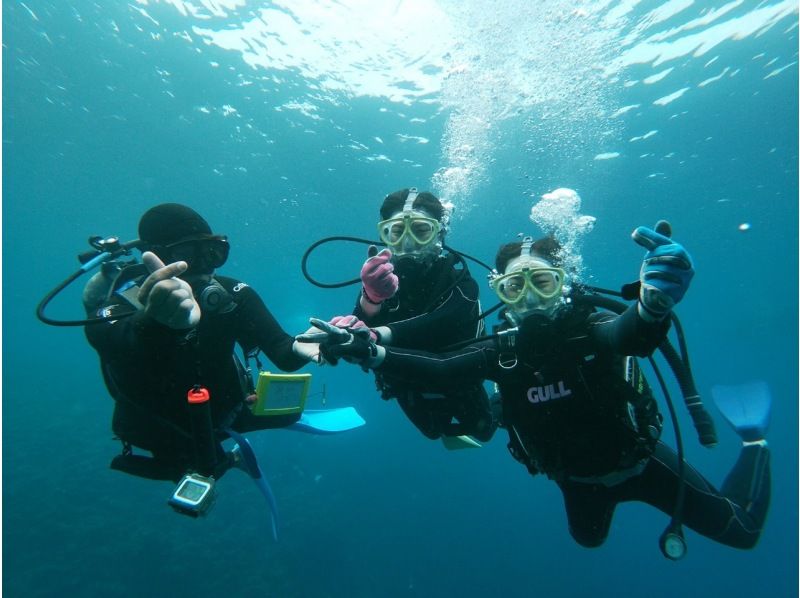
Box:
360;248;398;303
327;315;378;342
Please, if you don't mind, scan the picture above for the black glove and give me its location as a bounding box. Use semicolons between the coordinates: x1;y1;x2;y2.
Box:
297;318;378;367
321;326;377;366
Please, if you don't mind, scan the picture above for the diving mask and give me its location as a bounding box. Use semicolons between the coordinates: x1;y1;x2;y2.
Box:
151;235;230;274
492;265;565;306
377;213;441;248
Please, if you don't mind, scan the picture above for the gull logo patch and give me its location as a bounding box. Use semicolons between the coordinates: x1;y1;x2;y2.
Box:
527;381;572;404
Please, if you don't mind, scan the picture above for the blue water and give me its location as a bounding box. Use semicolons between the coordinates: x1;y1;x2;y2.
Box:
4;2;798;597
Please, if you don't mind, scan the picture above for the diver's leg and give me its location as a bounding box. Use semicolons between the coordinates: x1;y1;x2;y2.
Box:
452;385;498;442
397;387;497;441
557;480;617;548
396;391;445;440
628;441;767;548
719;443;771;534
110;451;186;482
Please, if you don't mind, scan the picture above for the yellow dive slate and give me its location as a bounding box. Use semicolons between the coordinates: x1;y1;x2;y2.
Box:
251;371;311;416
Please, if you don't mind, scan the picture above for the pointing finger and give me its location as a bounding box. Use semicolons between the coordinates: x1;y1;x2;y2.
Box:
138;255;189;303
296;332;332;343
309;316;334;332
142;251;166;274
308;317;351;341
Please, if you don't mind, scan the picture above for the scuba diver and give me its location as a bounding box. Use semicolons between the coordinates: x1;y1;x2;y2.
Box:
298;223;772;555
39;202;365;530
323;187;497;445
81;203;325;485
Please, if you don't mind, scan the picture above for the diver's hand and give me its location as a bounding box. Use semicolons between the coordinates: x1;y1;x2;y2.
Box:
292;324;324;364
296;317;382;367
323;325;380;366
360;247;398;304
138;251;201;329
328;314;378;342
295;317;352;345
632;222;694;321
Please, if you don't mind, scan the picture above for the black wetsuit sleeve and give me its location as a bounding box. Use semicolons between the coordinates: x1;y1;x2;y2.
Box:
231;283;307;372
382;276;480;347
376;341;495;391
84;304;187;360
587;303;670;357
352;294;371;321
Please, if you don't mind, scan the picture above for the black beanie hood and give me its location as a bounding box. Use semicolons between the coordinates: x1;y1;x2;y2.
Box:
138;203;213;247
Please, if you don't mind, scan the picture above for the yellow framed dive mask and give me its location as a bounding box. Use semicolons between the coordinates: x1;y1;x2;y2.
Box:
377;214;441;248
491;266;566;305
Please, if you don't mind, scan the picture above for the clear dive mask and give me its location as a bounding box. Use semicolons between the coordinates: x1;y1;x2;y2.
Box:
377;214;441;248
376;188;442;257
490;235;566;319
492;266;565;306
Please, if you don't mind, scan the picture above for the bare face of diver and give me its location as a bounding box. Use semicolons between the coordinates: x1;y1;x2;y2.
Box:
377;209;443;261
495;255;565;323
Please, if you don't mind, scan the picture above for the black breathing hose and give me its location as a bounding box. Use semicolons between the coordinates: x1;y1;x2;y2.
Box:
572;293;717;448
649;354;688;560
37;238;143;327
300;235;494;290
36;269;89;326
300;236;378;288
659;339;717;447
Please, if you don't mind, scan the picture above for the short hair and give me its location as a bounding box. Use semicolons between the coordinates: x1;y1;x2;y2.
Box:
380;188;445;222
495;237;562;272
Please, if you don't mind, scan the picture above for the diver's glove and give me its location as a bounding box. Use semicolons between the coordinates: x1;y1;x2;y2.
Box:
632;221;694;322
296;317;383;368
327;315;378;342
360;247;398;304
323;327;378;367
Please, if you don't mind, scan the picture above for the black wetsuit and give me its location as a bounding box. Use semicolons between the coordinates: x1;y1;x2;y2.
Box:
85;274;307;480
354;254;495;441
375;301;771;549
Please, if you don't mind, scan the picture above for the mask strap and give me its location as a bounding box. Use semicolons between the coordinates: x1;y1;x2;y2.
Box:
520;235;534;257
403;187;419;213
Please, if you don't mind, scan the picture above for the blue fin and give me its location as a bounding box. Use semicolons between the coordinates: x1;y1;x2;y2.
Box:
711;381;772;443
288;407;366;434
225;428;279;541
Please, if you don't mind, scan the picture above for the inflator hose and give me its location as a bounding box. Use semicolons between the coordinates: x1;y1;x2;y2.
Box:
573;293;717;448
659;341;717;447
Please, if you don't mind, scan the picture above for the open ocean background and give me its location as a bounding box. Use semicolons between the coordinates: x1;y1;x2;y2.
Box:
4;1;798;597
